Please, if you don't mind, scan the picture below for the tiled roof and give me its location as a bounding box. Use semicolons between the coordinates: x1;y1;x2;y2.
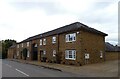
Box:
105;42;120;52
18;22;108;43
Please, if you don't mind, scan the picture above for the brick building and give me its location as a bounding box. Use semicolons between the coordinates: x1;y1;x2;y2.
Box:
105;42;119;61
7;45;16;59
8;22;108;65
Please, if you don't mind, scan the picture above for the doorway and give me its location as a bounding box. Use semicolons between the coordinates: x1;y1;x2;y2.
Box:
32;43;38;60
40;50;47;62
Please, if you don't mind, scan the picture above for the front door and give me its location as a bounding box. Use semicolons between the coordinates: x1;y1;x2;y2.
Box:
40;50;47;62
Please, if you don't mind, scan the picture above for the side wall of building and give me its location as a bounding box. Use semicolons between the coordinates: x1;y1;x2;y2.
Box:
8;48;16;59
13;30;106;66
81;30;105;65
106;52;119;61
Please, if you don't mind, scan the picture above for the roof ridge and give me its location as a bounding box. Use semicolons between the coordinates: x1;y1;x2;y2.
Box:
18;22;107;43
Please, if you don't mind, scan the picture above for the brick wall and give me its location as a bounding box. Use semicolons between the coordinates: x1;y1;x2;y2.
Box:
81;30;105;65
106;52;119;61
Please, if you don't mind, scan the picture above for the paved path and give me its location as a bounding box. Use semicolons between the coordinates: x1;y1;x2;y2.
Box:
2;59;82;77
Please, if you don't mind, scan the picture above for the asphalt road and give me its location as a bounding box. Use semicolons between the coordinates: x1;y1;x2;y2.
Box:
2;59;81;77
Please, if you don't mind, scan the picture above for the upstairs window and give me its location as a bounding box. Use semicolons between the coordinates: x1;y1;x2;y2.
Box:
65;50;76;60
34;44;37;47
43;39;46;45
40;39;42;45
52;36;56;44
17;44;19;48
27;42;29;47
21;43;23;47
66;33;76;42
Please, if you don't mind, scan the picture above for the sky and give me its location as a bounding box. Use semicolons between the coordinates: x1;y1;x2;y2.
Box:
0;0;119;46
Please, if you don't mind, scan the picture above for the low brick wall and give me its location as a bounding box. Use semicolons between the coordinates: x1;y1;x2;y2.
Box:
106;52;119;61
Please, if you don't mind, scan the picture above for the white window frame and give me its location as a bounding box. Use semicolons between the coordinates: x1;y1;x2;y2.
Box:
43;39;46;45
66;33;76;42
100;51;103;58
34;44;37;47
40;39;42;45
17;44;19;48
85;53;89;59
27;42;29;47
27;51;30;57
65;50;76;60
21;43;23;47
17;51;19;56
53;50;56;57
43;50;46;55
52;36;56;44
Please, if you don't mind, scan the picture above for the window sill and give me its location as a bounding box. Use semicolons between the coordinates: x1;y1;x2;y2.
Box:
65;58;76;60
66;41;76;43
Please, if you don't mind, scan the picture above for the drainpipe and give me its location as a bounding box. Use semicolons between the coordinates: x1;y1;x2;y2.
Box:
57;34;59;53
57;34;60;63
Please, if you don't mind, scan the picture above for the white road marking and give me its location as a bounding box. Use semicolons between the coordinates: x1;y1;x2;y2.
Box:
5;64;12;68
15;69;29;77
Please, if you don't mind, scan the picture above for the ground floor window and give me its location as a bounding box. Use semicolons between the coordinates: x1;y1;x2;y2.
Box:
27;51;30;57
53;50;56;57
85;53;89;59
17;51;19;56
43;50;46;55
100;51;103;58
65;50;76;60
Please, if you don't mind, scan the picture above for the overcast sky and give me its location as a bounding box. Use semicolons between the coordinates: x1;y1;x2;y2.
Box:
0;0;119;45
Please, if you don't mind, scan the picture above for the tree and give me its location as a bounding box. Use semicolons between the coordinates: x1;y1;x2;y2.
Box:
2;39;16;59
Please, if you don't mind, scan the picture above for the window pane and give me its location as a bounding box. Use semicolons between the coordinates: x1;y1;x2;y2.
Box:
73;51;76;58
69;51;72;58
65;51;68;59
27;51;30;57
66;33;76;42
66;35;68;41
43;39;46;45
52;37;56;43
40;39;42;45
43;51;46;55
27;42;29;47
53;50;56;57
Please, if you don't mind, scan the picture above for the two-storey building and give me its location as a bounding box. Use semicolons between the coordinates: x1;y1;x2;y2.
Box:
9;22;108;65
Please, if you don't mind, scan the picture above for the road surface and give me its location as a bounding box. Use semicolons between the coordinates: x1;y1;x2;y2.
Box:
2;59;81;77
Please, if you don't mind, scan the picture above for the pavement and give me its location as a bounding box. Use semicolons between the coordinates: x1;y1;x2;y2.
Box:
8;59;119;77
